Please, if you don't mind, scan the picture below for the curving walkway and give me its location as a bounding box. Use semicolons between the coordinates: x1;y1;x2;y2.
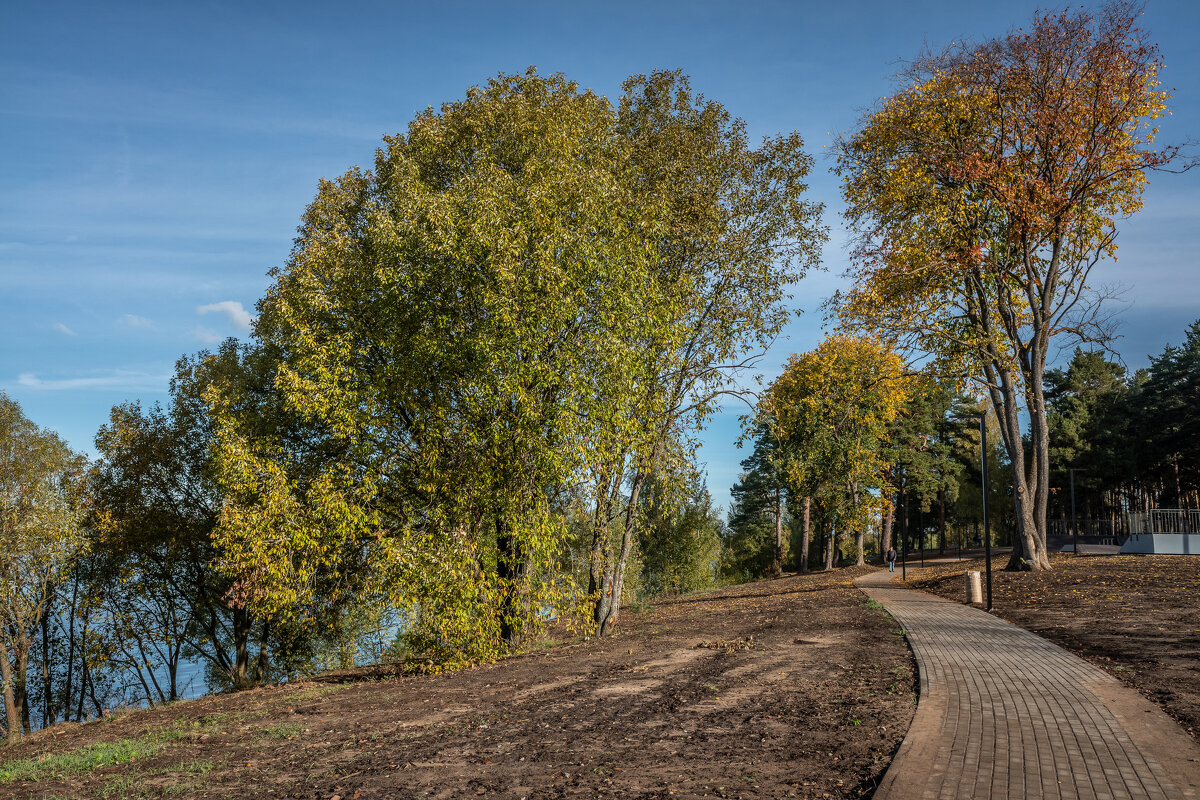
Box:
857;569;1200;800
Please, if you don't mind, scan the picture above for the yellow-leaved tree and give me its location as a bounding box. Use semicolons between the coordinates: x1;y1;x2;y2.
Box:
760;336;910;567
833;3;1183;569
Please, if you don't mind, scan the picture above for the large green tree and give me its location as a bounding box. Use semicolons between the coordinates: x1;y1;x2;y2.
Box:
833;3;1179;569
1140;322;1200;508
213;70;673;666
585;70;825;634
635;454;722;599
1045;349;1127;521
90;344;286;694
726;426;788;578
884;379;969;556
0;394;86;742
760;335;910;568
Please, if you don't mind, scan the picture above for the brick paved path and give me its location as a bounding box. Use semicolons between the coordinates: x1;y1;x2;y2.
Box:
857;569;1200;799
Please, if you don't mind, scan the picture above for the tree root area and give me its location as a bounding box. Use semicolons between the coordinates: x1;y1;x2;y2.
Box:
3;567;915;799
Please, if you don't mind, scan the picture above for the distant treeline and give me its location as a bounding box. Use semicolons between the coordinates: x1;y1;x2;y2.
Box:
722;320;1200;578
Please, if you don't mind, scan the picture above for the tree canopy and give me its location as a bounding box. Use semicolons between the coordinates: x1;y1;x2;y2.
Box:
833;2;1179;569
759;335;911;566
210;68;825;666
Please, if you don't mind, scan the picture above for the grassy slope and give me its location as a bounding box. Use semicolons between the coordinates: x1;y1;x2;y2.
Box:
2;567;917;799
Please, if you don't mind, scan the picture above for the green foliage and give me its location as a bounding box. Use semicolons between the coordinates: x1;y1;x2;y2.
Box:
212;69;679;668
1045;349;1128;514
0;393;87;740
586;69;826;633
1041;320;1200;520
205;67;826;663
760;335;910;563
724;425;787;579
886;379;967;511
636;459;722;598
89;345;285;693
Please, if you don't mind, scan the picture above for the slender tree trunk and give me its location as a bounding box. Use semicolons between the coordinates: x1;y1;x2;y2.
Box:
987;367;1050;570
0;635;18;742
41;609;53;728
771;487;784;577
799;497;811;574
588;474;618;630
75;621;89;722
881;498;894;556
15;639;30;735
599;467;650;637
850;483;865;566
824;523;835;570
1029;357;1051;561
231;607;252;689
88;668;103;719
63;578;77;726
938;489;946;556
497;514;536;649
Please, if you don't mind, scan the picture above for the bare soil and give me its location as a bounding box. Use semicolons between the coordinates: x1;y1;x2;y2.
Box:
3;567;916;799
908;552;1200;737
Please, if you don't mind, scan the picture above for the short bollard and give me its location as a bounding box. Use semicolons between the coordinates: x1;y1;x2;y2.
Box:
965;570;983;604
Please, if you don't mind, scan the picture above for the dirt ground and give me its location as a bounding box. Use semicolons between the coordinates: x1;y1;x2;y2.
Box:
908;552;1200;737
2;567;916;800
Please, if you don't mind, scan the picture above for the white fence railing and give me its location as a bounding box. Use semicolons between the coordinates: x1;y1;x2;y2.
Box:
1126;510;1200;535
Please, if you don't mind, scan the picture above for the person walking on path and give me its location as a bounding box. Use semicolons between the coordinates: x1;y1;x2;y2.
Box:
885;546;897;572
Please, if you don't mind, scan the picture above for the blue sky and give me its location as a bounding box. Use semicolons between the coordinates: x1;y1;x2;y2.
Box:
3;0;1198;512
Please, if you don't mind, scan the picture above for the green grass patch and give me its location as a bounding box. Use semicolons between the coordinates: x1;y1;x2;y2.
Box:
0;717;229;785
258;723;304;741
1;735;170;784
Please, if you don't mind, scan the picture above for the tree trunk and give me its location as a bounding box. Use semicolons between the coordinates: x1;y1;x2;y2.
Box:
880;498;895;557
799;497;811;574
599;467;649;637
0;635;18;742
75;620;89;722
771;487;784;577
824;523;835;570
588;474;619;630
41;605;53;728
938;489;946;556
987;367;1050;570
63;578;77;726
231;606;252;689
14;639;30;735
496;516;533;649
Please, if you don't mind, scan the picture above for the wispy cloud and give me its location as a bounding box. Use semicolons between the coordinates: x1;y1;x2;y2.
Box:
53;322;76;336
191;327;224;345
196;300;254;332
120;313;153;328
16;370;170;392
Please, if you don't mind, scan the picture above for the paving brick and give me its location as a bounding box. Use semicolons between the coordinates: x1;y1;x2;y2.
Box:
858;569;1200;799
